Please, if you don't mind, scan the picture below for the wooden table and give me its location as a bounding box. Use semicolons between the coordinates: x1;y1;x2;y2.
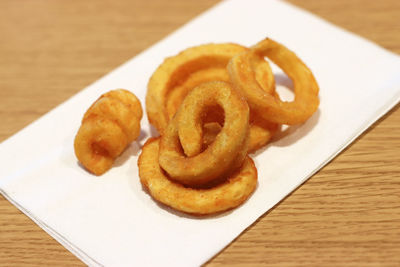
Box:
1;0;399;266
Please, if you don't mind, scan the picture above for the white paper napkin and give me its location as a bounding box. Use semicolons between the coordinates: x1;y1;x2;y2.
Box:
1;0;400;266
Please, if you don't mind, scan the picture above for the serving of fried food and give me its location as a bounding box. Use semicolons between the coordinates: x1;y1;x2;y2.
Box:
74;37;319;215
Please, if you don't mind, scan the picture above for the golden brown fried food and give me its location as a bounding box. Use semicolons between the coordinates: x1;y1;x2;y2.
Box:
138;138;257;215
74;89;142;175
138;38;320;215
248;111;280;152
146;42;279;152
159;81;250;187
146;43;248;135
166;67;230;119
228;38;320;125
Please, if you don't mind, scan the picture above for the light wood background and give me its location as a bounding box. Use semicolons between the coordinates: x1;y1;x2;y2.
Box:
1;0;399;266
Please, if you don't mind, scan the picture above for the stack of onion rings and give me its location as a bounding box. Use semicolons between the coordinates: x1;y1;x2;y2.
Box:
139;81;258;215
140;37;319;216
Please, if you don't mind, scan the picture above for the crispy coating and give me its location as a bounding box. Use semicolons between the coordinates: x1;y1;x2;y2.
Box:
74;89;142;175
138;138;258;215
228;38;320;125
159;81;250;187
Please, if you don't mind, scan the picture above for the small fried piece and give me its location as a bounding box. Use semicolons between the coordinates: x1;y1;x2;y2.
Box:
138;138;258;215
74;89;142;175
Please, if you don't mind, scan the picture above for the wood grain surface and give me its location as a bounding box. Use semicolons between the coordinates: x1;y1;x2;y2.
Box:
0;0;399;266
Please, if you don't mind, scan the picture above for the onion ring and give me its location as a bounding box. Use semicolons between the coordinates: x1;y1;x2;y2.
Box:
146;43;248;135
159;81;250;187
228;38;319;125
74;89;142;175
138;138;257;215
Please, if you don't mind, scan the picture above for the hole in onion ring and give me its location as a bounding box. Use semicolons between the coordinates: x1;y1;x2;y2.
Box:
202;104;225;126
274;72;295;102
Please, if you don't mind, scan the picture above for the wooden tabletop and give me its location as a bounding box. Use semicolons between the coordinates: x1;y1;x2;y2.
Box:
1;0;399;266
